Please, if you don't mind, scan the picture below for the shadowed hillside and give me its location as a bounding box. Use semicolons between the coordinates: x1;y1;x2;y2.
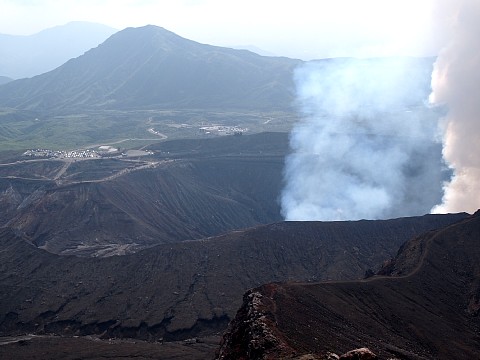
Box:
217;212;480;360
0;133;288;256
0;213;466;347
0;132;451;257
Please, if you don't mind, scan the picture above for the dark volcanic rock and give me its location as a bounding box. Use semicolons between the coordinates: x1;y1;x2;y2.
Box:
0;131;448;258
0;214;466;343
216;288;297;360
217;212;480;359
0;133;288;256
0;334;220;360
339;348;378;360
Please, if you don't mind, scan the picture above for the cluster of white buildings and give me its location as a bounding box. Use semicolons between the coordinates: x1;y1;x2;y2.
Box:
98;145;118;153
148;128;162;135
199;125;247;136
23;149;99;159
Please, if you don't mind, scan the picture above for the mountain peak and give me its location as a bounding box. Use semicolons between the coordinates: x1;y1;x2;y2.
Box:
102;24;197;52
0;26;300;112
117;24;177;37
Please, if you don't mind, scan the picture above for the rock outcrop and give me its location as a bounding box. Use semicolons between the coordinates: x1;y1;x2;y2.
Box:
339;348;378;360
217;212;480;359
216;287;296;359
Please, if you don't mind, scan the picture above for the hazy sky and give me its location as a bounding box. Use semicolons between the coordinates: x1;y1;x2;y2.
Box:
0;0;446;59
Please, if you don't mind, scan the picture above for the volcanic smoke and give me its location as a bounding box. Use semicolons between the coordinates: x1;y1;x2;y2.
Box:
430;0;480;214
281;57;444;221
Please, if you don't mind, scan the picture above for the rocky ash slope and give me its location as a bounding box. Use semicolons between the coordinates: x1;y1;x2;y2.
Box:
217;211;480;360
0;132;447;257
0;213;466;344
0;133;288;256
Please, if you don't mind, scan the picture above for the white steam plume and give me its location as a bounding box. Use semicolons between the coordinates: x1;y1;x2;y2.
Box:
430;0;480;214
281;57;444;221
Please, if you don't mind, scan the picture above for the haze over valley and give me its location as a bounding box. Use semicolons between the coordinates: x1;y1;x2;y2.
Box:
0;22;116;80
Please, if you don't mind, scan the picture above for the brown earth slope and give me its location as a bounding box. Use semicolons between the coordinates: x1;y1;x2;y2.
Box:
217;211;480;360
0;213;466;344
